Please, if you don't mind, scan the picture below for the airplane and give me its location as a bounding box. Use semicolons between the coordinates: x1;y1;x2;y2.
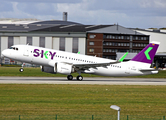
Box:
1;41;159;81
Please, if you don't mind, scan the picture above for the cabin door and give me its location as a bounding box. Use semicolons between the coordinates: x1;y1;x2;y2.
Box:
23;45;29;56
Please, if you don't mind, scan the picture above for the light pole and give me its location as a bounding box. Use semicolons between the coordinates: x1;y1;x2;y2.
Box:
110;105;121;120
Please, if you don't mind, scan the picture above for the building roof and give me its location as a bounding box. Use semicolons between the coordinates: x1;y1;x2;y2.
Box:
0;20;146;36
0;24;53;32
88;25;145;35
130;28;166;34
30;20;82;25
32;25;112;32
0;18;39;24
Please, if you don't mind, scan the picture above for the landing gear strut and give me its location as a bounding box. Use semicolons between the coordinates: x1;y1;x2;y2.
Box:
76;71;83;81
19;63;25;72
67;75;73;80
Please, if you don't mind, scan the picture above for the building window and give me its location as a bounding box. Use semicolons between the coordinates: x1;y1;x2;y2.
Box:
127;36;130;40
141;37;144;40
8;36;13;48
89;49;94;52
89;41;94;45
72;37;78;53
39;37;45;47
112;35;115;39
89;35;96;38
121;36;124;39
144;44;147;47
27;36;32;45
59;37;65;51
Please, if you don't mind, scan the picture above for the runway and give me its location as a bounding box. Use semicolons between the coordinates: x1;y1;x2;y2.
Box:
0;77;166;85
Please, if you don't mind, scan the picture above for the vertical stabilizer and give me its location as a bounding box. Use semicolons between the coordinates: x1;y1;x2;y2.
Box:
131;41;160;64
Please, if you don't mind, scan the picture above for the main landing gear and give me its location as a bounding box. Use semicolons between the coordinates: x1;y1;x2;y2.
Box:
67;75;83;81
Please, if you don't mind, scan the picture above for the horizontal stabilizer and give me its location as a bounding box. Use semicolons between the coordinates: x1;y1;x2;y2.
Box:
138;68;157;71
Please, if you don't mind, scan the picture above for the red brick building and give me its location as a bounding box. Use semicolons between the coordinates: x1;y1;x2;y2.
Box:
86;25;149;59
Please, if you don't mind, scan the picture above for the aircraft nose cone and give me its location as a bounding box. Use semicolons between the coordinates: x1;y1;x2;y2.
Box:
1;54;4;58
2;49;8;57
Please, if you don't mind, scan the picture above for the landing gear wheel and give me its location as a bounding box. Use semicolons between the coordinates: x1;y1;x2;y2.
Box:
77;75;83;81
19;68;24;72
67;75;73;80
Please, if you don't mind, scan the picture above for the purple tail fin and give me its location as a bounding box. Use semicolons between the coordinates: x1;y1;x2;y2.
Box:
131;41;160;64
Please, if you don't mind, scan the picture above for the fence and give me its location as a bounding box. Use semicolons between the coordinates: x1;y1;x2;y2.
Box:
0;115;165;120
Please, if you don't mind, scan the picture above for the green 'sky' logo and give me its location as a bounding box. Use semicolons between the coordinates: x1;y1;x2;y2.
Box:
144;47;153;60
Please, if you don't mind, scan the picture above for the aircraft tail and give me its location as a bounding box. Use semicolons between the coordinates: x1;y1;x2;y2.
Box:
130;41;160;64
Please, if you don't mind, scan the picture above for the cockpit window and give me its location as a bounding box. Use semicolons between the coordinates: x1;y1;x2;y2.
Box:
9;46;18;51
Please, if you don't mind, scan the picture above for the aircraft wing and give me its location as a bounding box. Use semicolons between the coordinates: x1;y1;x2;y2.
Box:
73;61;120;70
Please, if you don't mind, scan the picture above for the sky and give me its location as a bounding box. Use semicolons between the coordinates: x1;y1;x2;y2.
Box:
0;0;166;28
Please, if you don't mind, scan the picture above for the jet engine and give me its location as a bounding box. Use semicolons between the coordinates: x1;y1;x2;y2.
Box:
41;66;55;74
41;62;74;75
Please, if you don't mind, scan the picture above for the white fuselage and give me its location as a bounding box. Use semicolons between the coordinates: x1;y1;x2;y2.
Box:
2;45;155;77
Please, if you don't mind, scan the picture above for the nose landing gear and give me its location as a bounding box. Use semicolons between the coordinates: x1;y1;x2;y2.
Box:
19;63;25;72
19;68;24;72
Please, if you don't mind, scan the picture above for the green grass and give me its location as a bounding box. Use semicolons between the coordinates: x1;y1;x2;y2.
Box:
0;67;100;77
0;67;166;78
0;84;166;116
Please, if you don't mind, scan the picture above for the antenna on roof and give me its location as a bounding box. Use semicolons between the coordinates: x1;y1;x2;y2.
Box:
117;23;118;31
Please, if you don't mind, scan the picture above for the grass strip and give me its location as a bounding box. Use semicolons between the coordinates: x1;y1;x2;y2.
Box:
0;84;166;116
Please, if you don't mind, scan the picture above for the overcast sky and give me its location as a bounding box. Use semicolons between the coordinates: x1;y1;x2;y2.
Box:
0;0;166;28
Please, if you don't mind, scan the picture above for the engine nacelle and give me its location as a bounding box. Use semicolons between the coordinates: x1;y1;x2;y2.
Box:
57;62;73;75
41;62;73;75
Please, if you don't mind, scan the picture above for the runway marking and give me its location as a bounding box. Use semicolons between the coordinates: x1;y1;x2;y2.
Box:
0;77;166;85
